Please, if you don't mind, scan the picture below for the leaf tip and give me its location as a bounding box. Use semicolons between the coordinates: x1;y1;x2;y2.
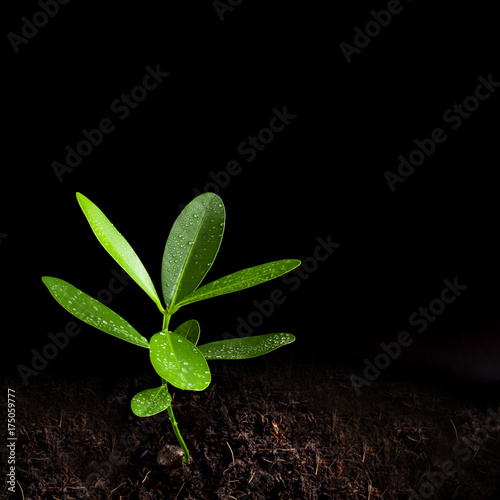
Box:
76;192;92;211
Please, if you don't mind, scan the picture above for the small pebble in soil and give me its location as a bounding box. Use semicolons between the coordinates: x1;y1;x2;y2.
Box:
157;444;185;468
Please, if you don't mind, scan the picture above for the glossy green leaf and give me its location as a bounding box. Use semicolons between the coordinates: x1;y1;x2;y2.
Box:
131;383;172;417
162;193;225;311
41;276;149;348
150;332;211;391
173;319;200;346
176;259;301;308
198;333;295;360
76;192;163;311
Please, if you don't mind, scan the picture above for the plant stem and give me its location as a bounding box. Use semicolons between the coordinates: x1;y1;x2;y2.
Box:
162;312;171;333
167;403;190;465
161;314;188;463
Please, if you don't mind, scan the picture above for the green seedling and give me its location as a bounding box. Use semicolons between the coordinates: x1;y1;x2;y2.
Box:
42;192;300;464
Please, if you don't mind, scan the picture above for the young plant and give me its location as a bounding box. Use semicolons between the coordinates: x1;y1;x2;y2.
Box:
42;192;300;464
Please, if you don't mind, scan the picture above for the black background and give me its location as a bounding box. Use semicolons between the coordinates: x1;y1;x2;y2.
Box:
3;1;500;383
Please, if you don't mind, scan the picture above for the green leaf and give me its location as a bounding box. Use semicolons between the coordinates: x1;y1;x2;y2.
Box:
42;276;149;348
76;192;163;311
173;319;200;346
150;332;211;391
162;193;225;311
131;383;172;417
198;333;295;360
176;259;301;308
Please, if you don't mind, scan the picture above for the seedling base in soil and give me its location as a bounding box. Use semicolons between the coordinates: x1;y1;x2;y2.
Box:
9;358;500;499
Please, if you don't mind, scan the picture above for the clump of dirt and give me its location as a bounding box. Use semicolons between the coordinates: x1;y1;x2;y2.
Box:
4;359;500;499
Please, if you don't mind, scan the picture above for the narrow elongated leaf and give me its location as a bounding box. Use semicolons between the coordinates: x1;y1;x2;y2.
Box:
42;276;149;348
175;259;301;308
173;319;200;345
162;193;225;311
76;193;163;311
150;332;211;390
198;333;295;360
131;383;172;417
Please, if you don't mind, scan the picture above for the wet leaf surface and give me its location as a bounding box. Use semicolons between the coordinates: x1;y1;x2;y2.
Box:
150;332;211;390
42;276;149;348
131;384;172;417
76;193;163;310
198;333;295;360
161;193;225;311
177;259;301;308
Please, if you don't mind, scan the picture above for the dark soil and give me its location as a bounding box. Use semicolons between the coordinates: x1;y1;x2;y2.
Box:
3;359;500;499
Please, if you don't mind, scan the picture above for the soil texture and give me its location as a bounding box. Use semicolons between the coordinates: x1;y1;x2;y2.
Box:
3;359;500;499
